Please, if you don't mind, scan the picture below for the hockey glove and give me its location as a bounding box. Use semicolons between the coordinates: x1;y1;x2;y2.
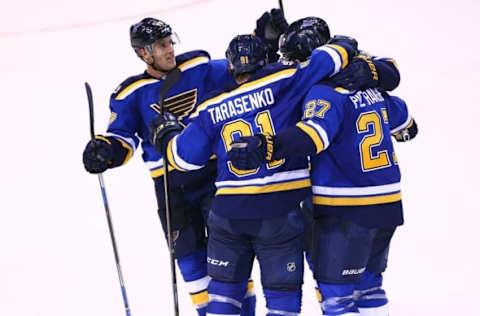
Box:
254;8;288;62
227;133;275;170
149;112;183;154
394;119;418;142
328;35;359;60
331;56;378;90
82;136;115;174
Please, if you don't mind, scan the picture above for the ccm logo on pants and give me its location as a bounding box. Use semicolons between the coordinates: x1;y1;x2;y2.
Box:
207;257;229;267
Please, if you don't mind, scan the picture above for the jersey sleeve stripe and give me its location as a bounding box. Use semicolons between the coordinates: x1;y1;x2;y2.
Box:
114;78;158;100
167;136;204;171
313;192;401;206
312;182;401;196
390;111;412;134
324;44;349;70
166;137;187;171
190;68;296;118
105;133;137;151
303;119;330;149
177;56;209;72
296;122;324;154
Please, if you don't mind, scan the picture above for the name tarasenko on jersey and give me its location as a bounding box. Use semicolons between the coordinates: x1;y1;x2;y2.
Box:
349;88;384;109
207;88;275;124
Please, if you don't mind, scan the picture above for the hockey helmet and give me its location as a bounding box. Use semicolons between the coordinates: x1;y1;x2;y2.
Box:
130;17;173;54
279;17;331;62
225;35;268;76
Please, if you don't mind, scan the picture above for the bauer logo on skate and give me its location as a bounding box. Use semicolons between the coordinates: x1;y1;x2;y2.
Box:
207;257;229;267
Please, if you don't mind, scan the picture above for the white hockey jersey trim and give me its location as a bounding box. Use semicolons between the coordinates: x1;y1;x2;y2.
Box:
216;169;309;187
312;182;401;196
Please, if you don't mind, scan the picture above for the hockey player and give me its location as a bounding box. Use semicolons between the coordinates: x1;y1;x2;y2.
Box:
226;26;418;316
149;33;356;316
275;16;404;309
80;16;288;316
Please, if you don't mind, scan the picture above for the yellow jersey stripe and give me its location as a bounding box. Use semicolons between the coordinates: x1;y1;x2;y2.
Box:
167;138;187;172
216;179;311;195
190;68;296;118
150;165;175;178
313;193;402;206
326;44;348;69
296;122;324;154
190;290;209;306
178;56;209;71
115;79;158;100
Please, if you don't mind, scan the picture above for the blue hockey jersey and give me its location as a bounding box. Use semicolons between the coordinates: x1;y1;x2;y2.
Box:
164;44;350;219
296;82;413;227
105;50;234;182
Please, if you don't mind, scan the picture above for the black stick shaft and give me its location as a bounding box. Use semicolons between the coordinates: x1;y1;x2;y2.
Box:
156;69;182;316
279;0;284;14
85;82;131;316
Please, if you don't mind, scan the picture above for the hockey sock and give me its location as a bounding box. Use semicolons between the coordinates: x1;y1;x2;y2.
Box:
177;249;210;316
263;288;302;316
317;282;359;315
207;279;248;316
354;271;388;316
240;279;256;316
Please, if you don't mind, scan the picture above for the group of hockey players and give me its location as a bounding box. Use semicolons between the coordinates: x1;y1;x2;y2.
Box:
82;7;418;316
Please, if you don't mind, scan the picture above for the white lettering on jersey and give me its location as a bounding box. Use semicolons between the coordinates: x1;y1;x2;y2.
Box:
349;88;385;109
208;88;275;124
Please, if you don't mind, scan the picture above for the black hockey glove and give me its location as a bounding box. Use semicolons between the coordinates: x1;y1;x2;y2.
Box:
331;57;378;90
149;112;183;154
82;136;115;174
328;35;359;60
227;133;275;170
394;119;418;142
254;8;288;62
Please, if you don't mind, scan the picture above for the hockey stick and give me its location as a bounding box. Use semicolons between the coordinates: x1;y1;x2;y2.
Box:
85;82;131;316
278;0;284;14
157;68;183;316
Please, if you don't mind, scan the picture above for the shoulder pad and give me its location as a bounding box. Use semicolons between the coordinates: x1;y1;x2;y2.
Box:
176;50;211;71
111;72;158;100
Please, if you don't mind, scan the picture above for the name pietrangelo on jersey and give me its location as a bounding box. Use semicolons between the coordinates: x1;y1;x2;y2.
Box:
150;89;197;124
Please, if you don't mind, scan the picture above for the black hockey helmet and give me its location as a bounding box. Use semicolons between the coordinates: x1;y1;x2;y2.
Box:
225;34;268;76
279;17;331;62
130;17;172;54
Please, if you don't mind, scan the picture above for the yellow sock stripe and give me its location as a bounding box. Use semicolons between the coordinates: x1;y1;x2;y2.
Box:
315;288;322;302
247;280;254;294
313;192;402;206
296;122;324;154
190;290;209;306
166;138;187;172
326;44;349;69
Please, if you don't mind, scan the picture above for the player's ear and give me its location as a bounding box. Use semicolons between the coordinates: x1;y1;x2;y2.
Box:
139;48;153;63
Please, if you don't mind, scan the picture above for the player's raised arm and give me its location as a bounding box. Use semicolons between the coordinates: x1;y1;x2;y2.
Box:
150;113;213;171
